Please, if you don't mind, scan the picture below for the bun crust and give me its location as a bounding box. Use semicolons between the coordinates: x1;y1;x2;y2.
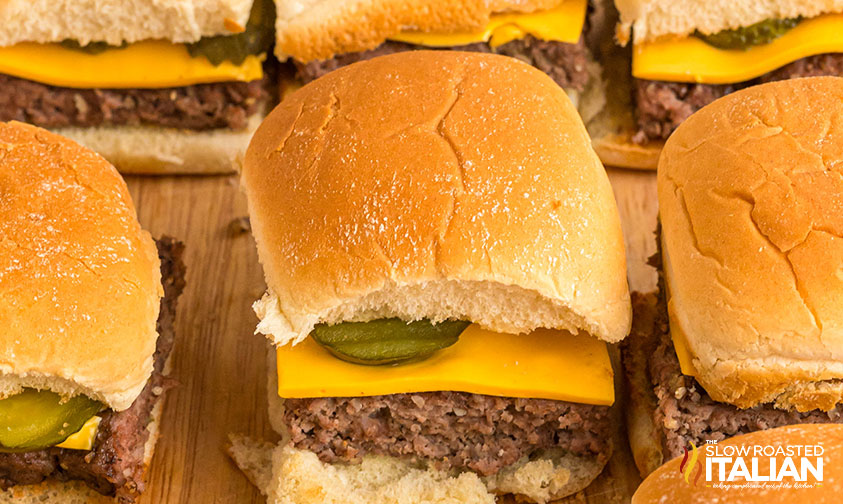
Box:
632;424;843;503
0;122;162;411
615;0;843;45
244;51;631;346
0;0;253;46
657;77;843;411
274;0;566;62
53;113;264;174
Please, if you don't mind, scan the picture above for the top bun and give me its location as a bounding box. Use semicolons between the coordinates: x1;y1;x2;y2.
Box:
0;0;253;46
658;77;843;411
244;51;631;347
274;0;565;62
615;0;843;45
0;122;163;411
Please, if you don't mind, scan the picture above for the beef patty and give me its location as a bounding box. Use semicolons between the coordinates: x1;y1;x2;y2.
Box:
633;53;843;143
0;238;186;503
0;75;269;131
621;268;843;461
296;36;592;92
284;391;612;476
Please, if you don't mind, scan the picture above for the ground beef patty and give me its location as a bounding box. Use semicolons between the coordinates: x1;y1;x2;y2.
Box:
621;272;843;461
0;74;269;130
285;391;611;476
633;53;843;143
0;238;186;503
296;36;592;92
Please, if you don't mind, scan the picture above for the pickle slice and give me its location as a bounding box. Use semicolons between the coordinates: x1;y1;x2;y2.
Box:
696;18;801;50
187;0;275;65
0;389;103;452
312;318;470;365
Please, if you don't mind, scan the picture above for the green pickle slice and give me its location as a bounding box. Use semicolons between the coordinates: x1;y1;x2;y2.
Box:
187;0;276;65
312;318;471;366
696;18;801;50
0;389;102;452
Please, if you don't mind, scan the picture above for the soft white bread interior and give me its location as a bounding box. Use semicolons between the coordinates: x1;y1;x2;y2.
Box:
274;0;566;62
244;51;631;347
658;77;843;411
53;113;264;175
0;122;162;411
615;0;843;45
229;435;605;504
0;399;165;502
0;0;254;46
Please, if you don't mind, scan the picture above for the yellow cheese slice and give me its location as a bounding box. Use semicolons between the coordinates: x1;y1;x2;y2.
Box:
670;328;699;377
55;415;101;451
389;0;586;48
276;323;614;406
633;14;843;84
0;40;264;89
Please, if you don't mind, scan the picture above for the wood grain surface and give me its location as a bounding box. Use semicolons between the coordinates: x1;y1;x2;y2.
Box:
124;166;658;503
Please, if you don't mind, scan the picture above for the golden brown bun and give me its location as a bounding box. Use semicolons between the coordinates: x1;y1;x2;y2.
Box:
244;51;631;347
658;77;843;411
0;0;253;46
0;122;162;411
52;113;264;175
274;0;566;62
615;0;843;45
632;424;843;503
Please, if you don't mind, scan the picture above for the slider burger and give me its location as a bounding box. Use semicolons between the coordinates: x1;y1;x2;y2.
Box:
0;122;185;501
0;0;275;174
229;51;632;503
613;0;843;169
621;77;843;477
274;0;611;131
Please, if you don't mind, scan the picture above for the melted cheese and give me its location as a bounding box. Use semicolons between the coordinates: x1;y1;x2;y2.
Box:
276;323;614;405
55;415;101;451
389;0;586;48
670;328;699;377
0;41;264;89
633;14;843;84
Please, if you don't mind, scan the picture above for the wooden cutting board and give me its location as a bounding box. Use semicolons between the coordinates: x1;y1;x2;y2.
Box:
125;166;658;504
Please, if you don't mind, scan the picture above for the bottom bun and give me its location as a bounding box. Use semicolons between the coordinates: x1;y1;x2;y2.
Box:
229;435;604;504
0;481;115;504
52;113;264;175
591;132;662;171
